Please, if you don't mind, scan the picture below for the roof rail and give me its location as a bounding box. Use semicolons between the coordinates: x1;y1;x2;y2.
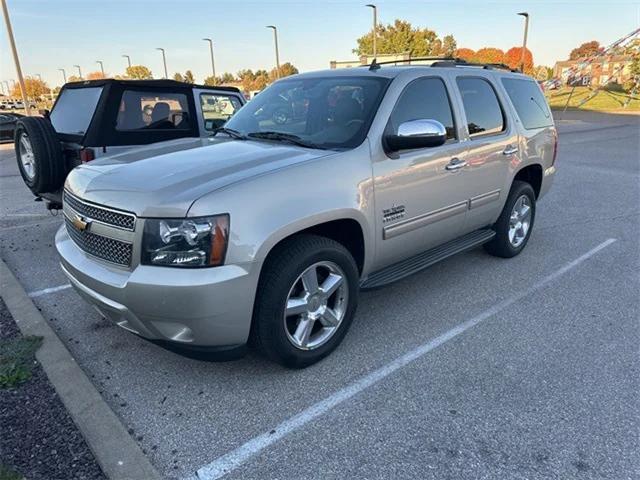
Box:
362;57;520;73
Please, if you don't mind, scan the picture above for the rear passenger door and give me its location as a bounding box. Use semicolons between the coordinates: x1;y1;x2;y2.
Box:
452;75;518;232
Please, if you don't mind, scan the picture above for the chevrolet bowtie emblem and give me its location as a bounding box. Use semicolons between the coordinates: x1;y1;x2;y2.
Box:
72;215;91;231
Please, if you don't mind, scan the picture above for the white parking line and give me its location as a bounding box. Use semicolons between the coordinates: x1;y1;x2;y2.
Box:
192;238;617;480
28;284;72;298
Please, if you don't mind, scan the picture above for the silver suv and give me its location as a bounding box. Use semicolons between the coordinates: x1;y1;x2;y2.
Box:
56;60;557;368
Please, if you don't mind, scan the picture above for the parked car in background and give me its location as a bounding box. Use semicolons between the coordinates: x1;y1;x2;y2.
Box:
56;61;557;368
0;112;24;142
14;79;245;209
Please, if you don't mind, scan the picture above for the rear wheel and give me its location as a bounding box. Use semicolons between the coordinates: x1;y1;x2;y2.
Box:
14;117;64;196
484;181;536;258
252;234;359;368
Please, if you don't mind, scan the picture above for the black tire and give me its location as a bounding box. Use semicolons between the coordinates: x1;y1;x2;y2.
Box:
484;180;536;258
252;234;360;368
14;116;64;196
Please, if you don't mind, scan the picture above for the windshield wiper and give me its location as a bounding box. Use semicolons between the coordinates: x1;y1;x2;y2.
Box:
211;127;247;140
247;131;321;149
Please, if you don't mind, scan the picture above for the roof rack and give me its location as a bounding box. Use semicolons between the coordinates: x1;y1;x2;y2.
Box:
364;57;519;73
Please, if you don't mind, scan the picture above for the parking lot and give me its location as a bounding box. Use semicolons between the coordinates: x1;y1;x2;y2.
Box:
1;110;638;479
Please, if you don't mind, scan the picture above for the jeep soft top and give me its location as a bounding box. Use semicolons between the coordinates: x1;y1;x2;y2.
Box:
15;79;245;208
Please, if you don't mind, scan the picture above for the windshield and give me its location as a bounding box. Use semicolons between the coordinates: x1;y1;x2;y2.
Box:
50;86;103;136
225;76;389;149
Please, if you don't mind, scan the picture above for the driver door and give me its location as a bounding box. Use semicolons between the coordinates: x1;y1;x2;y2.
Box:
373;76;470;268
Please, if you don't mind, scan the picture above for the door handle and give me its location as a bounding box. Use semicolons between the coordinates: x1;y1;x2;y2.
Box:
445;157;467;171
503;145;518;156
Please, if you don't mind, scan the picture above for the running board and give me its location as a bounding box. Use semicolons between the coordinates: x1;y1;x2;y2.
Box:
360;229;496;290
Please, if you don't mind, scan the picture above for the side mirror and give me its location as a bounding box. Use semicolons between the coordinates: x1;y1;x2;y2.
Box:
385;119;447;152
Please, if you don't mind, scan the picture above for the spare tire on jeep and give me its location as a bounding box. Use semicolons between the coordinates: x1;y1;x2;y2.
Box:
14;117;65;196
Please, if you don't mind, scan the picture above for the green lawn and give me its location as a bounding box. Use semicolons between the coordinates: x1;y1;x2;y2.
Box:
546;86;640;112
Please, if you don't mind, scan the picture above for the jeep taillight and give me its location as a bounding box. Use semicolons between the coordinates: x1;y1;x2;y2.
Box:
80;148;95;163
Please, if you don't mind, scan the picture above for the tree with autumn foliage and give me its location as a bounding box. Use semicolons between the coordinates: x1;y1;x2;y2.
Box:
455;48;475;61
354;20;452;57
504;47;534;73
11;77;49;99
269;62;299;81
474;47;505;64
569;40;602;60
125;65;153;80
86;71;107;80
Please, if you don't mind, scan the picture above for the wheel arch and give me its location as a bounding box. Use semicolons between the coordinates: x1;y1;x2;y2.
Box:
255;212;369;277
513;163;543;198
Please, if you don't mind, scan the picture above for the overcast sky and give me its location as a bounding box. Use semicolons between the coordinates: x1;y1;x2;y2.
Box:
1;0;638;88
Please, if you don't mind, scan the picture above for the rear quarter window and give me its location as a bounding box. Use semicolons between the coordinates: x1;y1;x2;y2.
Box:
501;78;553;129
50;87;103;136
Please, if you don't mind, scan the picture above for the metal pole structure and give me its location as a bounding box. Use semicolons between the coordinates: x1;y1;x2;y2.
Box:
266;26;280;78
3;81;10;95
1;0;31;115
366;4;377;58
203;38;216;79
122;54;131;68
74;64;83;80
518;12;529;73
58;68;67;83
96;60;105;76
156;48;168;78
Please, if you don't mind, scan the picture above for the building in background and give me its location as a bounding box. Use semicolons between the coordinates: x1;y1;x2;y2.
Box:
553;55;634;86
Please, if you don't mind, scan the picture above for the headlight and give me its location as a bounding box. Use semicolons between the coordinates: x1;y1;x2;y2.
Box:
141;215;229;267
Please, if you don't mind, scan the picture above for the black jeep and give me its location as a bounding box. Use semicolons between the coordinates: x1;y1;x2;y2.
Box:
15;79;245;208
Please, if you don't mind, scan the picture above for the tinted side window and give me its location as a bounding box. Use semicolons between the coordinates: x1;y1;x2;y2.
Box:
456;77;505;137
390;77;456;140
50;87;103;135
502;78;553;129
116;91;190;131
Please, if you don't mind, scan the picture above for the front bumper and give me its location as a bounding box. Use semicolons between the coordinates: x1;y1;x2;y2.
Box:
55;225;259;347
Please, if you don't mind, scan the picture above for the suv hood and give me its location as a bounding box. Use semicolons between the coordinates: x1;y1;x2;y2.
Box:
65;137;335;217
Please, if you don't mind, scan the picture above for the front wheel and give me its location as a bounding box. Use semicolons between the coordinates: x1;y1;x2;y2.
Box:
484;180;536;258
252;234;359;368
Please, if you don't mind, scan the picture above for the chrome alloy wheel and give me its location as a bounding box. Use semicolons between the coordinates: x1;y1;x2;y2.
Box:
19;132;36;181
284;261;349;350
508;194;532;248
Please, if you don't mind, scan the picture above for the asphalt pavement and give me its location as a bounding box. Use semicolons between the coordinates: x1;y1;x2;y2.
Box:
0;110;638;479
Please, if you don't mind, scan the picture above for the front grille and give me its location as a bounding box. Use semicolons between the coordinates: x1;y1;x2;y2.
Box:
63;190;136;231
65;217;133;266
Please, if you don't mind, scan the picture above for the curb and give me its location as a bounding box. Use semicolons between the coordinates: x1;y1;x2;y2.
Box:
0;259;162;480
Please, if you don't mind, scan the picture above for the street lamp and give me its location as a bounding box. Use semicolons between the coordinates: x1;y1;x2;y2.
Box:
266;26;281;78
365;4;378;59
74;64;82;80
1;0;31;114
58;68;67;83
203;38;216;79
122;54;131;68
156;47;168;79
96;60;105;76
517;12;529;73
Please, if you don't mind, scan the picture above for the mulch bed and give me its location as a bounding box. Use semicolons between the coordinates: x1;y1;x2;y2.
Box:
0;297;105;480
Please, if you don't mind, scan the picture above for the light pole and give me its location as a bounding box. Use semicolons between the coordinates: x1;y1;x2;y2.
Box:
156;48;168;78
58;68;67;83
122;54;131;69
96;60;105;76
1;0;31;114
203;38;216;79
74;64;83;80
266;25;281;78
365;4;378;59
518;12;529;73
